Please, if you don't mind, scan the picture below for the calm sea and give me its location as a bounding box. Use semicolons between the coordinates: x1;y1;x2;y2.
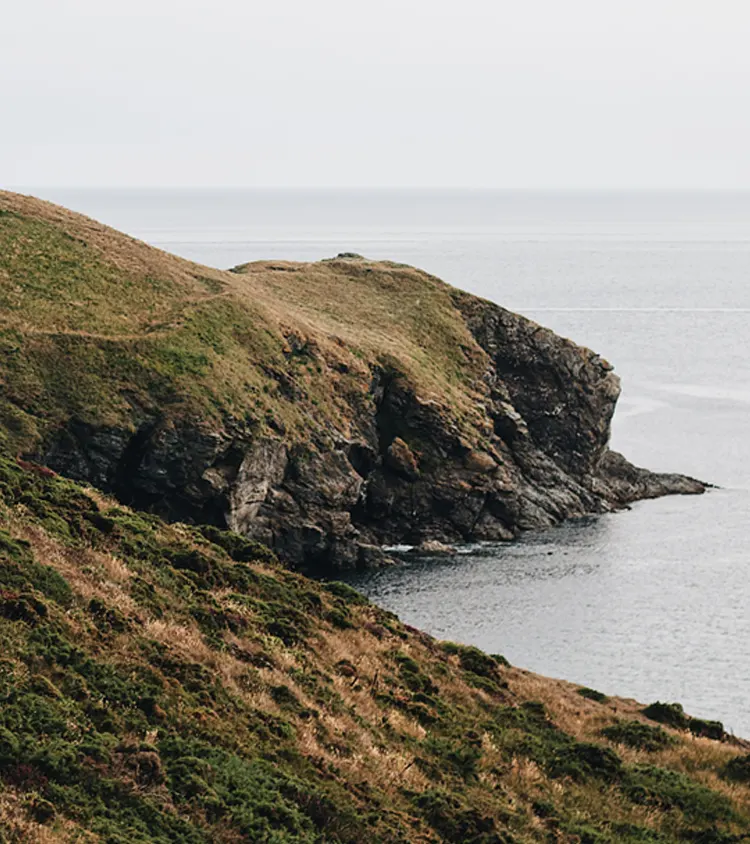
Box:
31;188;750;736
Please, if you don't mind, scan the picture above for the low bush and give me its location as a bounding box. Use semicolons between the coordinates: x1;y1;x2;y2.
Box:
423;736;483;782
721;753;750;784
547;741;624;783
411;789;501;844
642;701;689;730
321;580;369;605
601;720;677;752
577;687;608;703
687;717;724;741
623;765;736;824
441;641;503;678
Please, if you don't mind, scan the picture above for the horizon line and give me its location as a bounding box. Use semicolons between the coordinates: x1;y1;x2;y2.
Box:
8;185;750;194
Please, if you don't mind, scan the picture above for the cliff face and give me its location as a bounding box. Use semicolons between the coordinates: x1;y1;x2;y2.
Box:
0;192;704;573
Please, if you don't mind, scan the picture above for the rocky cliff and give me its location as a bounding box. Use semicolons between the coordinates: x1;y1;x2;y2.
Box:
0;192;704;572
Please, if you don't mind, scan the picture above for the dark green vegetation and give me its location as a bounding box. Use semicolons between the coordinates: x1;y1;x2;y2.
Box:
601;721;677;753
578;687;609;704
0;453;747;842
722;755;750;785
643;703;726;742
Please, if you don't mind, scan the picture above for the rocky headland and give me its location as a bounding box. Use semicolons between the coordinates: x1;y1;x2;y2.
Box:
0;191;703;574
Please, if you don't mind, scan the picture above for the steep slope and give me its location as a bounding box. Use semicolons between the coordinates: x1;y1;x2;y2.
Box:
0;191;704;572
0;452;747;843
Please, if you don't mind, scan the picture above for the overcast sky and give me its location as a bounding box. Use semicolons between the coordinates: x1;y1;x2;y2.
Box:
3;0;750;189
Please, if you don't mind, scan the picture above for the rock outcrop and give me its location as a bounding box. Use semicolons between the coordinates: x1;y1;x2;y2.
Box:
0;193;705;573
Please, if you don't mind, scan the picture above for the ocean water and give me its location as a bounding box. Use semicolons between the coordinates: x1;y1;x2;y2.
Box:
32;188;750;736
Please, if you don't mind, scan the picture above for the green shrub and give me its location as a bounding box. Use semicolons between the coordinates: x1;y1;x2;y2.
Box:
642;701;689;730
600;720;676;752
412;789;500;844
424;737;482;782
577;687;608;703
393;651;438;695
464;671;508;696
321;580;369;605
199;524;277;564
270;684;302;712
531;799;556;819
688;717;724;741
721;753;750;784
547;741;624;783
324;607;354;629
0;726;20;767
26;795;56;824
441;641;501;678
623;764;735;823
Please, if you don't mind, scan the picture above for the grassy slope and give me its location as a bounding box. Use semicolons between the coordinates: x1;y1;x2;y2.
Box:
0;451;748;843
0;192;489;455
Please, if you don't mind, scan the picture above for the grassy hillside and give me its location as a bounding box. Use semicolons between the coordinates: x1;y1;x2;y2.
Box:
0;449;747;842
0;191;487;454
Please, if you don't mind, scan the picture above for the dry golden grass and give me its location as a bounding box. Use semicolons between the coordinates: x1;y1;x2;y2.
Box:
0;787;95;842
11;521;137;616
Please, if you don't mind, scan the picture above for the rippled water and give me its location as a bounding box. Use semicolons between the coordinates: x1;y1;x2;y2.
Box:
32;188;750;736
350;490;750;737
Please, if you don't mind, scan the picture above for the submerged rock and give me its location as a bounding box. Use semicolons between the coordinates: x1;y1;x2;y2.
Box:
413;539;457;555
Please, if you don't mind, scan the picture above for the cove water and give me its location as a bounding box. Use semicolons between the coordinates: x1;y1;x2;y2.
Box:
30;188;750;737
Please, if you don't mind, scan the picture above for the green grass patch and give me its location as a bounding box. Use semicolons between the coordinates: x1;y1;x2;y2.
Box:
623;765;736;824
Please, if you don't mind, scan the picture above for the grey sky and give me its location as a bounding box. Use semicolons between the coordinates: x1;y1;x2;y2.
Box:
4;0;750;188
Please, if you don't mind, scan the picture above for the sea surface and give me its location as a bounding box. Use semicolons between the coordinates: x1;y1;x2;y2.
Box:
30;188;750;736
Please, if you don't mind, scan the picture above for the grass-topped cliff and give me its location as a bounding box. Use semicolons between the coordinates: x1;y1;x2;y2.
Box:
0;451;747;843
0;192;703;572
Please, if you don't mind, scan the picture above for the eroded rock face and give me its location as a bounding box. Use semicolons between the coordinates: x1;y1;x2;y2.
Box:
40;295;704;574
226;439;288;536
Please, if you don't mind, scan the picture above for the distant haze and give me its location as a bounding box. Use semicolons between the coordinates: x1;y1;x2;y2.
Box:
4;0;750;189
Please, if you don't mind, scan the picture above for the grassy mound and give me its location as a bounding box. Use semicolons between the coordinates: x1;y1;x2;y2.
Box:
0;191;488;455
0;451;747;842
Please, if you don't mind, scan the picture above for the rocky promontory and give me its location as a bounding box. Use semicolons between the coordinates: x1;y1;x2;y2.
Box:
0;191;704;572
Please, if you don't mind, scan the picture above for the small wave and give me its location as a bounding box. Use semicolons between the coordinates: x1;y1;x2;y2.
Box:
520;307;750;313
